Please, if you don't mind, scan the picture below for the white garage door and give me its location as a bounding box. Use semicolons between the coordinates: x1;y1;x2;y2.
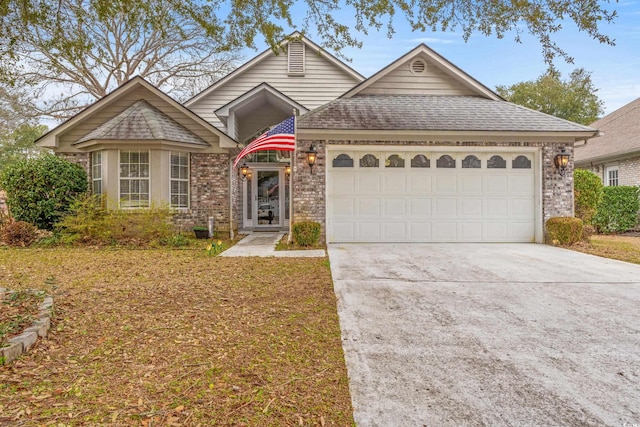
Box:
326;148;538;243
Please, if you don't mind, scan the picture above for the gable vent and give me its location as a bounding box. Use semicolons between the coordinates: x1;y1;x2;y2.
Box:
410;59;426;74
288;41;305;76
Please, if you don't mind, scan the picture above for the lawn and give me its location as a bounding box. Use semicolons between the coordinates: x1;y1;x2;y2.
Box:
569;234;640;264
0;248;353;426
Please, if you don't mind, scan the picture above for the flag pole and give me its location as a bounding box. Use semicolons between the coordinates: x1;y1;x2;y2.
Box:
288;109;297;244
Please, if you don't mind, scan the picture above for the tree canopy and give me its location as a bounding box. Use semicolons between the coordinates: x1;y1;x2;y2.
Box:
1;0;618;66
496;68;604;125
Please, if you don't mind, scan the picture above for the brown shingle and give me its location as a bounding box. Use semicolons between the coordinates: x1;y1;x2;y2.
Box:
298;95;595;133
75;100;208;146
574;97;640;162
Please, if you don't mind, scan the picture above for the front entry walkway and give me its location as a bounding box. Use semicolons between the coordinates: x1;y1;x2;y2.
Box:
328;243;640;426
221;232;325;257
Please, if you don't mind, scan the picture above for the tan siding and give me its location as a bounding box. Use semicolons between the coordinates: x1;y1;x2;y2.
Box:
360;55;477;96
188;49;360;126
57;86;224;153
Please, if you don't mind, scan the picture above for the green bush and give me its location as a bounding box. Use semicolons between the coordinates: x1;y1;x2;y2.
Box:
292;221;321;246
545;217;584;245
0;154;88;230
1;220;39;247
592;186;640;233
56;195;177;246
574;169;603;224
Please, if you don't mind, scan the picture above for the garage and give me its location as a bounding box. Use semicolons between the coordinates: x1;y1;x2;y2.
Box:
326;148;539;243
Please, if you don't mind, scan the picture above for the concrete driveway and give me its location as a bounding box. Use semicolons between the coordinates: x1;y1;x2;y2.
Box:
327;243;640;427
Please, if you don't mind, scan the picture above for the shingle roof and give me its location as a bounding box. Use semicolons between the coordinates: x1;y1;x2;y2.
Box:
574;97;640;163
297;95;597;133
75;100;208;145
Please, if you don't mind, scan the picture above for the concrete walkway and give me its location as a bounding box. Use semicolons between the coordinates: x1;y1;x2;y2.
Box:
220;232;326;257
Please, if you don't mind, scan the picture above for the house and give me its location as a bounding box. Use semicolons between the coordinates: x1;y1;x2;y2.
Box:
37;34;599;243
574;97;640;187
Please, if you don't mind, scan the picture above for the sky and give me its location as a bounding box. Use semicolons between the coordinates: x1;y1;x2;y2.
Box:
240;1;640;116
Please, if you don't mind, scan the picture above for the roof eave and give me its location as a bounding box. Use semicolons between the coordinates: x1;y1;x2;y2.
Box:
297;129;599;143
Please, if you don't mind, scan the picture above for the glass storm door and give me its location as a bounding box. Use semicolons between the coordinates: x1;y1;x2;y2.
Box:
254;170;281;228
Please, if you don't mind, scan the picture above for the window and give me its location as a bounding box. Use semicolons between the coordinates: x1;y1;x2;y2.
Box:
360;154;379;168
91;151;102;195
119;150;150;208
386;154;405;168
333;154;353;167
288;41;305;75
487;155;506;169
606;166;619;186
462;155;481;168
170;152;189;208
512;155;531;169
436;154;456;168
411;154;430;168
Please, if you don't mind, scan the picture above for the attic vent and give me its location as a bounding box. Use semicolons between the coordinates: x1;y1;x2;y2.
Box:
288;41;305;76
410;59;426;74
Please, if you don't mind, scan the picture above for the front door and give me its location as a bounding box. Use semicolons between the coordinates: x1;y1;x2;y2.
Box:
254;169;281;228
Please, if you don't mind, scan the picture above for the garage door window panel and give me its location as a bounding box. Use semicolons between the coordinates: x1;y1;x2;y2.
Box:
462;155;481;168
487;155;506;169
512;155;532;169
436;154;456;168
360;154;379;168
411;154;430;168
333;153;354;167
386;154;405;168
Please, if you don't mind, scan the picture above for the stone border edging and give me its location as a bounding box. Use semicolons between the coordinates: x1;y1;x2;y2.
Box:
0;288;54;365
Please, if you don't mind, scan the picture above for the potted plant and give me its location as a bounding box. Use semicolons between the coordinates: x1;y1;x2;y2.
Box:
192;226;209;239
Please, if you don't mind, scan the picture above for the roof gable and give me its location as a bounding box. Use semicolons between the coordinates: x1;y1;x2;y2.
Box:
342;44;501;100
215;83;309;121
75;100;207;146
184;32;364;107
37;76;236;149
575;97;640;163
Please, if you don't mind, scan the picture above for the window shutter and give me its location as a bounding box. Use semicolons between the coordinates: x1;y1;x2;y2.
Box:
288;41;305;75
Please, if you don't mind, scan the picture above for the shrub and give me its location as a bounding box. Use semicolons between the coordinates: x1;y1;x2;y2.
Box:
592;186;640;233
545;217;584;246
292;221;321;246
0;154;88;230
56;195;177;246
574;169;603;224
1;220;39;247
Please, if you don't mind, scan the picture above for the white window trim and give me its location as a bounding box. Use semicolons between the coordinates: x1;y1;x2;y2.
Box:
91;151;102;196
118;149;151;209
170;151;190;210
605;165;619;187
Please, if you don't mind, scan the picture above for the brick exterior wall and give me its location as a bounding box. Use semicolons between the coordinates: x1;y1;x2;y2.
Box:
293;139;575;243
173;153;235;236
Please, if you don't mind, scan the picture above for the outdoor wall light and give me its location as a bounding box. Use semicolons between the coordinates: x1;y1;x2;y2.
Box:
305;144;318;173
240;163;249;180
285;164;291;177
554;148;570;176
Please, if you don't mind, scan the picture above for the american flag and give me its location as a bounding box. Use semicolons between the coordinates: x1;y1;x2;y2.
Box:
233;116;295;168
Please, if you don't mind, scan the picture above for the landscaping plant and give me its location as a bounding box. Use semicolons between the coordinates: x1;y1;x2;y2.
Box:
292;221;321;246
574;168;603;225
0;154;87;230
592;186;640;233
546;217;584;246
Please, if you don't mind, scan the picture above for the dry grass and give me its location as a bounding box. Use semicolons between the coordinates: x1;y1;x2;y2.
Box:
569;234;640;264
1;290;44;348
0;248;353;426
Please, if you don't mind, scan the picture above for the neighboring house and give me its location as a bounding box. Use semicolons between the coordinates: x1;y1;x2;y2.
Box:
37;33;599;243
574;97;640;187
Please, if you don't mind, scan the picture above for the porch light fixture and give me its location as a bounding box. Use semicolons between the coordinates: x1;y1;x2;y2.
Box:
240;163;249;180
305;144;318;173
285;164;291;177
554;148;570;176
